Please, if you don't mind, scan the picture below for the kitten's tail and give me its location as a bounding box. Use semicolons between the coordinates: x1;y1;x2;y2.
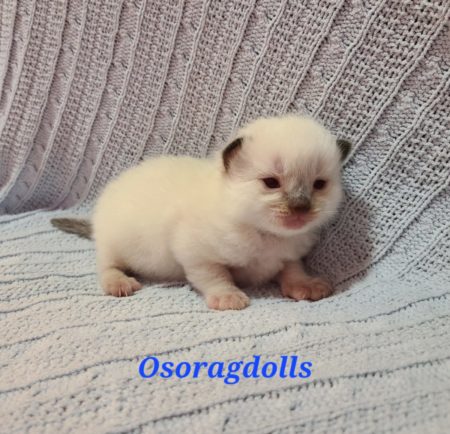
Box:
51;218;92;240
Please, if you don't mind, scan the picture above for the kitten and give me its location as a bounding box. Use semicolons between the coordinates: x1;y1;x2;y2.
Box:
52;115;351;310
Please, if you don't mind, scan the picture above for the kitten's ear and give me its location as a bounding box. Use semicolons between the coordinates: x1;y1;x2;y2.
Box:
222;137;243;172
337;139;352;162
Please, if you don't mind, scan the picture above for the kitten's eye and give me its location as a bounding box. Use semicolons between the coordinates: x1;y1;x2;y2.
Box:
262;177;280;189
313;179;327;190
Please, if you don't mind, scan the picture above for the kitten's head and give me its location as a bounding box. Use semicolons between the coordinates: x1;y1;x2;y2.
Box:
221;115;351;237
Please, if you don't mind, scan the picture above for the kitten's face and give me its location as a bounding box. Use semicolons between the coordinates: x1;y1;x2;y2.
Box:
222;116;350;237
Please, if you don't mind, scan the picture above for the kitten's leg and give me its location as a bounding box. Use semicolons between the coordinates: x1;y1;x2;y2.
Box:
97;251;142;297
185;263;250;310
278;260;332;301
100;267;142;297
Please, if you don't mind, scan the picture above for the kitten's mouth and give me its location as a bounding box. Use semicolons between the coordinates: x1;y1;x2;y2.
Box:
278;213;313;229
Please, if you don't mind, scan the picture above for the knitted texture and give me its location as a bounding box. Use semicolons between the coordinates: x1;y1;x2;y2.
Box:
1;1;450;433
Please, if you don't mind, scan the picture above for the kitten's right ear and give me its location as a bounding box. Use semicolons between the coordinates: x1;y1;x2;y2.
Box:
336;139;352;162
222;137;243;172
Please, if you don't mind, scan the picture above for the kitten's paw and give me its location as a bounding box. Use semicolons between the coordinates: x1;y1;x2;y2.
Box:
206;290;250;311
282;277;332;302
103;274;142;297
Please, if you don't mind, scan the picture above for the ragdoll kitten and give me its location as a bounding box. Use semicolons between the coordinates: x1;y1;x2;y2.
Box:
52;115;351;310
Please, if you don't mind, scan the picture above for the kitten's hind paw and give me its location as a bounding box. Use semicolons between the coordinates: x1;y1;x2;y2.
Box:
206;290;250;311
102;271;142;297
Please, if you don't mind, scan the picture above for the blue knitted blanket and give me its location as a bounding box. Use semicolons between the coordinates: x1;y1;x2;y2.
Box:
1;1;449;432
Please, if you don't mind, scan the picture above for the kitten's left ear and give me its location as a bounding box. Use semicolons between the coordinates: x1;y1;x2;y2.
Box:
222;137;243;172
337;139;352;162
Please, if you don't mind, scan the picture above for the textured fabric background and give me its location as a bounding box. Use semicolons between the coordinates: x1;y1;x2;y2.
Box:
1;0;450;433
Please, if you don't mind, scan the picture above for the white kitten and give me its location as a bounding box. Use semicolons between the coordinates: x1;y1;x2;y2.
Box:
52;115;350;310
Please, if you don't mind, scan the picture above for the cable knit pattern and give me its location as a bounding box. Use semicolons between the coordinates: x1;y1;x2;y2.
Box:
1;1;450;433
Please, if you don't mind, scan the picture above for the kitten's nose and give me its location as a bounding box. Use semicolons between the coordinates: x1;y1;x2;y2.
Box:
289;197;311;213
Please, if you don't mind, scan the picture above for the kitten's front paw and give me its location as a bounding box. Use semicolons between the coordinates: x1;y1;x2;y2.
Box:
103;275;142;297
282;277;332;302
206;290;250;311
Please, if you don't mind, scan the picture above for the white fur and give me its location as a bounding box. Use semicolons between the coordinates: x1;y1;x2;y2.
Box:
92;115;345;310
